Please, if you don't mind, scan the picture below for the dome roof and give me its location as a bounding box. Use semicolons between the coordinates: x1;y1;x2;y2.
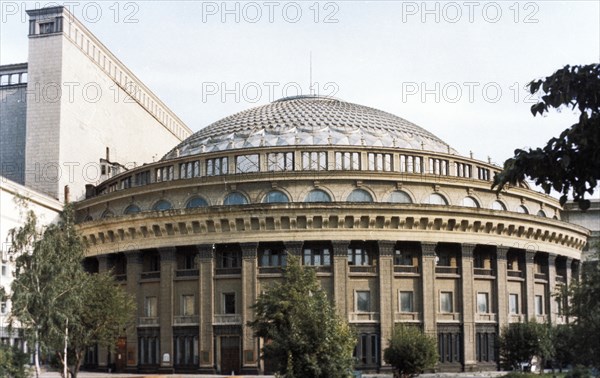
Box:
162;95;457;160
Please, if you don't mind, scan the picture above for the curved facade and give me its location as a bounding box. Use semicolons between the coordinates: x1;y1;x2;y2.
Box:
75;96;588;374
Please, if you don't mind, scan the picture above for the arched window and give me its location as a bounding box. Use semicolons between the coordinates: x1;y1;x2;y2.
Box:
153;200;172;211
186;196;208;208
387;190;413;204
536;210;546;217
84;215;93;222
101;209;114;219
491;200;506;211
461;196;479;208
347;189;373;203
304;189;332;203
516;205;529;214
424;193;447;205
263;190;289;203
224;192;248;205
124;204;141;214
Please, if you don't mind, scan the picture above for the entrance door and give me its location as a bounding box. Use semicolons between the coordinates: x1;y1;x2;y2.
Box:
220;336;240;375
115;337;127;372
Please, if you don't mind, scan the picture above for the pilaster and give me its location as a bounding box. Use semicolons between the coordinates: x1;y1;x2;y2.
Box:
524;251;536;319
461;243;476;370
377;240;395;368
547;253;557;324
240;242;259;374
332;240;349;317
158;247;176;372
420;242;437;336
125;251;142;369
495;246;509;330
284;241;303;257
197;244;215;373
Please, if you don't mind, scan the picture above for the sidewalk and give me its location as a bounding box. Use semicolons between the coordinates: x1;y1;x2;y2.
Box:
38;371;509;378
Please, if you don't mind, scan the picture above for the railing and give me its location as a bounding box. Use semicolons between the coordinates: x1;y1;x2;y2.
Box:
141;271;160;280
174;315;199;325
507;270;524;278
258;266;284;274
215;267;241;275
213;314;242;325
473;268;494;276
176;269;199;278
138;317;159;326
114;274;127;282
534;273;548;280
349;265;377;274
394;265;419;274
435;266;459;275
349;312;380;323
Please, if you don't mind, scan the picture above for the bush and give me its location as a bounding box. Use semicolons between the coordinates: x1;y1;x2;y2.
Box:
383;324;438;378
499;321;554;372
565;365;592;378
0;344;30;378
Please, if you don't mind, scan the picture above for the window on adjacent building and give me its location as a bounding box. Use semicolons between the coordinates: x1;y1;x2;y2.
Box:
356;291;371;312
181;295;195;316
303;247;331;266
400;291;414;312
440;292;453;313
144;296;157;317
1;302;6;314
267;152;294;171
39;21;54;34
302;151;327;170
535;295;544;315
223;293;236;314
477;293;489;313
335;152;360;170
509;294;519;314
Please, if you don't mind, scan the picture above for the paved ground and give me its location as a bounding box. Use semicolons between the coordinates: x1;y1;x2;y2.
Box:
38;370;509;378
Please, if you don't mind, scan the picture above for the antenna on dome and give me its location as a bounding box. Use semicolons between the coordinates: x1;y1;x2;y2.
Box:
309;51;314;95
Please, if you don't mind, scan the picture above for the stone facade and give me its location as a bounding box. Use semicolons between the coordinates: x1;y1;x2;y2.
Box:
74;96;588;374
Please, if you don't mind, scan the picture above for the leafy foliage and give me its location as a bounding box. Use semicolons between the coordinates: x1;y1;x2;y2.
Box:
383;324;438;378
0;344;30;378
493;64;600;209
248;256;355;378
498;321;554;372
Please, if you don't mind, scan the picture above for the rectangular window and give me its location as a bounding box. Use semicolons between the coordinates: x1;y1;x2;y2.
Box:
39;21;54;34
368;153;392;171
455;162;472;178
429;158;449;175
535;295;544;315
181;295;195;316
0;302;6;314
135;170;150;186
155;166;173;182
1;265;6;276
394;250;413;266
399;155;422;173
335;152;360;170
302;151;327;170
348;247;370;266
356;291;370;312
206;157;228;176
440;292;453;313
144;296;157;317
477;167;491;181
477;293;489;313
223;293;236;314
509;294;519;314
400;291;414;312
303;247;331;266
236;154;260;173
219;250;240;268
267;152;294;171
179;161;200;179
259;249;287;267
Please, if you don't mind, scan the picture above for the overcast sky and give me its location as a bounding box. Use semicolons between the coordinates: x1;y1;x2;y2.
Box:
1;1;599;169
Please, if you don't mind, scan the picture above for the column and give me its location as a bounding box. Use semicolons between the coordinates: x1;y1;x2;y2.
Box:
125;251;142;371
378;240;395;369
158;247;176;372
495;246;509;330
524;251;536;319
197;244;215;374
332;240;349;317
240;242;259;374
461;244;476;371
420;243;437;336
96;255;109;369
564;258;572;324
547;253;557;324
284;241;303;257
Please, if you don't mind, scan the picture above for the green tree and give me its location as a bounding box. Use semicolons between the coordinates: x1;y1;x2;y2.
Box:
0;344;30;378
248;256;355;378
558;251;600;370
498;321;554;373
383;324;438;378
8;204;135;378
493;64;600;210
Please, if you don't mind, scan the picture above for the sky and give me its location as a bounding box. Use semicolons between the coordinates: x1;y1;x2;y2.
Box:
1;0;599;171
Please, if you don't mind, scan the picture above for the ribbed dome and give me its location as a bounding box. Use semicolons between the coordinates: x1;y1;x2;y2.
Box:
162;95;457;160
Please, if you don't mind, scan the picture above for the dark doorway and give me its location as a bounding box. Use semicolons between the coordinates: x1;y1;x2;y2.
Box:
220;336;240;375
115;337;126;372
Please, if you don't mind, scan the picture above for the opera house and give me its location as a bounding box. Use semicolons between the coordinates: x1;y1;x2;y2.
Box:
74;95;588;374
